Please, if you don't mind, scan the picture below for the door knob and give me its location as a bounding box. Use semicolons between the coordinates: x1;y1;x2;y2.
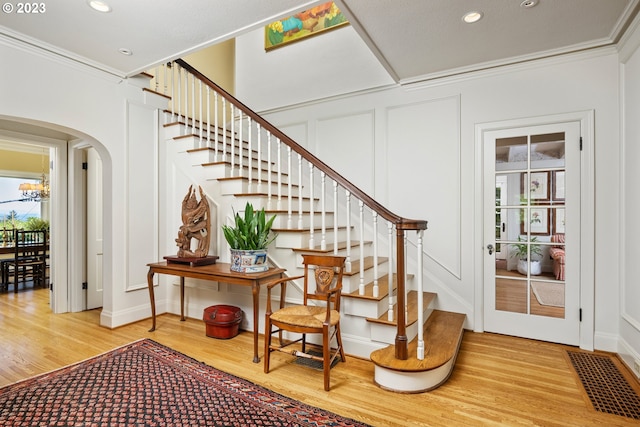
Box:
487;244;494;255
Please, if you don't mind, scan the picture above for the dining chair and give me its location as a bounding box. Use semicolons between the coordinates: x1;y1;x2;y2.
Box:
263;254;346;391
6;229;47;293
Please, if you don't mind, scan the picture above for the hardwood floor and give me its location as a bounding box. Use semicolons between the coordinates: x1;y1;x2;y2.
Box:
1;288;638;426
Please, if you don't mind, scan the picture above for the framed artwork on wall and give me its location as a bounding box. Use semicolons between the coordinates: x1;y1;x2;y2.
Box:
552;170;565;201
521;171;550;203
264;2;349;51
521;207;550;235
553;208;565;234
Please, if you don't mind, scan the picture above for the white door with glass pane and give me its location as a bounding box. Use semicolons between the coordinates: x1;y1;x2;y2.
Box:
483;122;580;345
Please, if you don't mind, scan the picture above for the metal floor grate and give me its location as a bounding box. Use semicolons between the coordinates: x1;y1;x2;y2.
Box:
567;350;640;419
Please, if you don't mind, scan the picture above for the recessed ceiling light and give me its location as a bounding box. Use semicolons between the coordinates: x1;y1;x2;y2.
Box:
462;11;483;24
88;0;111;13
520;0;538;8
118;48;133;56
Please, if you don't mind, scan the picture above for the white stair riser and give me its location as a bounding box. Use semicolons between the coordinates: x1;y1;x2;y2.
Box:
374;359;454;393
343;296;390;319
274;228;352;248
227;196;323;214
270;213;337;229
219;180;302;196
369;307;434;345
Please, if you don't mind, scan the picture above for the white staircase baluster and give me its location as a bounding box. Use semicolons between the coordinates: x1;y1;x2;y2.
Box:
373;211;379;298
256;123;263;192
404;233;408;320
267;133;273;209
388;221;394;321
170;63;175;120
417;229;425;360
345;190;351;272
308;163;315;248
287;146;292;229
198;80;203;146
221;98;227;161
177;66;182;124
238;110;243;176
358;200;365;295
154;65;159;92
183;71;188;134
297;154;303;229
276;138;282;210
333;181;338;254
191;74;196;135
320;172;326;251
206;86;211;149
213;92;219;161
163;63;168;96
247;117;252;191
230;106;235;175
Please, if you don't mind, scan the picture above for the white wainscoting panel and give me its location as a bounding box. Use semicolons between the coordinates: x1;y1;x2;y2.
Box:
386;95;461;277
316;110;375;196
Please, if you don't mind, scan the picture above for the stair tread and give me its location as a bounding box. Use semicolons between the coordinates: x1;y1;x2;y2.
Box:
233;194;319;201
143;87;170;99
366;290;435;325
343;256;388;276
217;176;298;186
272;225;350;233
291;240;369;254
164;118;251;143
343;274;399;300
370;310;466;372
202;160;272;168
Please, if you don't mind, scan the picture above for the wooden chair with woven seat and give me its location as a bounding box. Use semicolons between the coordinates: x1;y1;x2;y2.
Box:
263;254;346;391
6;229;47;293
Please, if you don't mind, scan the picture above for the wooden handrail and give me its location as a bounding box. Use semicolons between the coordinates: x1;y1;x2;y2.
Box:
175;59;427;231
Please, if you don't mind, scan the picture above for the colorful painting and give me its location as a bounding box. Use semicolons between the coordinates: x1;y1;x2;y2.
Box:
265;2;349;51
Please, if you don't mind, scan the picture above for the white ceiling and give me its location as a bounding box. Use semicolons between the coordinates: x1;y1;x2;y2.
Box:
1;0;638;83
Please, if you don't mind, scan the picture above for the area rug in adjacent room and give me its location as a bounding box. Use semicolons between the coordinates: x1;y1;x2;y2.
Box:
0;339;370;426
531;281;565;307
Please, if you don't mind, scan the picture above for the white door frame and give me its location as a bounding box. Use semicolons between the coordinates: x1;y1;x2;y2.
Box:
474;111;595;350
0;128;68;312
68;141;87;312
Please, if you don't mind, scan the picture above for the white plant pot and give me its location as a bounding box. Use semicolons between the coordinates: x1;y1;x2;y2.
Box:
517;259;541;276
229;249;268;273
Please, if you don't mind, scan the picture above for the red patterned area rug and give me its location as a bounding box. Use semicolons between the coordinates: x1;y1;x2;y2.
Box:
0;339;370;426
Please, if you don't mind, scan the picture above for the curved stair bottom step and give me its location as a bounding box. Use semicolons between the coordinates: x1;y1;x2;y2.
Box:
370;310;465;393
374;357;457;394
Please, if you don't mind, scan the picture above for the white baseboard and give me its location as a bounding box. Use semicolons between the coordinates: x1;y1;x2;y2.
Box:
100;300;164;329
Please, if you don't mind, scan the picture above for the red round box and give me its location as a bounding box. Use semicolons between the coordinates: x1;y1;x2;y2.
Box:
203;305;243;339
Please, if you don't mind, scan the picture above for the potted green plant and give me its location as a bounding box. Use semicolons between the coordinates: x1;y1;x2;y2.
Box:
222;202;277;272
511;236;542;275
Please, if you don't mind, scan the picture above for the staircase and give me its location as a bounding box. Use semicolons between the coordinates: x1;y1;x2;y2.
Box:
147;59;465;393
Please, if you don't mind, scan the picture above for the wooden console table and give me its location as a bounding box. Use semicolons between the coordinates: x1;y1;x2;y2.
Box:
146;261;285;363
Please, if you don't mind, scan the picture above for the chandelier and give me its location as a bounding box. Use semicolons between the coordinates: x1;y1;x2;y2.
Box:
18;151;50;202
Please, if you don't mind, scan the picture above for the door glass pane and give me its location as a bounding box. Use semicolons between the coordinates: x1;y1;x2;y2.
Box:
531;280;565;318
494;133;566;319
495;136;526;171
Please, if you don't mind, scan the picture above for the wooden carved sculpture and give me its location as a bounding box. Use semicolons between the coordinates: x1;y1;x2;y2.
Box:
175;185;211;258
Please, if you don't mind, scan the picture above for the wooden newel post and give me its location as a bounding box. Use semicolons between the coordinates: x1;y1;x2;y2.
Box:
395;228;408;360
